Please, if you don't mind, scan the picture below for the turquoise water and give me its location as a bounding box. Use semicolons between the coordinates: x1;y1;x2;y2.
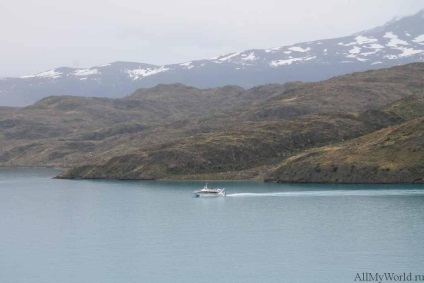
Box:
1;168;423;283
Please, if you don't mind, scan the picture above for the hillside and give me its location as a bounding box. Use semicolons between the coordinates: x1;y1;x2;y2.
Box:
0;83;293;167
1;10;424;106
265;117;424;183
57;110;403;180
243;63;424;120
0;63;422;183
56;63;424;181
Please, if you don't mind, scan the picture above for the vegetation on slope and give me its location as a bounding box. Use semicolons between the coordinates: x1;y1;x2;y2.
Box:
244;63;424;121
57;110;402;180
0;63;423;183
265;118;424;183
0;83;290;167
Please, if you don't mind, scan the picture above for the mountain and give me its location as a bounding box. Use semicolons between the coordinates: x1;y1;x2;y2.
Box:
56;110;404;180
265;117;424;184
0;63;422;171
1;11;424;106
56;91;424;181
241;62;424;121
0;82;293;167
51;63;423;181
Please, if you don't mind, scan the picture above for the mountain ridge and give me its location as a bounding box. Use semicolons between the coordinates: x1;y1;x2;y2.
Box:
0;62;422;182
265;117;424;184
1;10;424;106
47;63;423;182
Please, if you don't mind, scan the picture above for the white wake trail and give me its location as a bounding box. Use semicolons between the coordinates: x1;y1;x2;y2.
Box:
226;189;424;198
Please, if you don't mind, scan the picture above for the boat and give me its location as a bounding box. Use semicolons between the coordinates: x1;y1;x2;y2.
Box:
193;183;226;197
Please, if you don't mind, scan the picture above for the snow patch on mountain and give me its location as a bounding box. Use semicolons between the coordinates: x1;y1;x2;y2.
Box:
127;66;170;80
369;44;385;49
241;52;257;61
397;47;424;57
339;35;378;46
385;55;398;60
355;35;378;44
413;34;424;43
348;46;361;54
384;32;409;47
21;70;63;79
361;51;379;56
265;47;282;53
179;62;194;69
270;56;315;67
73;69;99;76
288;46;311;52
218;52;241;61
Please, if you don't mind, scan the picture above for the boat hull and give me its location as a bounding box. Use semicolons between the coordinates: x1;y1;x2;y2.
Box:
193;192;226;197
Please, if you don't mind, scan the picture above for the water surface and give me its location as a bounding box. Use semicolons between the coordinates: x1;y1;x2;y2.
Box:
1;168;423;283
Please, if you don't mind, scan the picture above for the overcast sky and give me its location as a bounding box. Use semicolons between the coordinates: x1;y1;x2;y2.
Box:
0;0;423;77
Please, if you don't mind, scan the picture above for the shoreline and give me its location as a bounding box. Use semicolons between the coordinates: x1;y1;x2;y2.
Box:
1;167;422;184
0;166;64;170
56;176;424;185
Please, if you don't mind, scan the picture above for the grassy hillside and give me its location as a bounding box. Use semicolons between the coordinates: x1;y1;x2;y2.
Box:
0;83;290;167
266;117;424;183
382;94;424;120
244;63;424;121
0;63;423;184
57;110;402;180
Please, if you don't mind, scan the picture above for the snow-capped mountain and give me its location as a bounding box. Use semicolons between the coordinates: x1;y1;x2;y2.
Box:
1;10;424;106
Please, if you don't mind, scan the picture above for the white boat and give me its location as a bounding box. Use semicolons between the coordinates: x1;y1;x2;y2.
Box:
193;183;226;197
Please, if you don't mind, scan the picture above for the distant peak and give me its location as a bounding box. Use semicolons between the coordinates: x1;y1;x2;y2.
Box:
356;9;424;36
380;9;424;27
398;9;424;20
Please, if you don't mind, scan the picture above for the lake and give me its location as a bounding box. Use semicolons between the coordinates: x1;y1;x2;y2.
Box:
0;168;423;283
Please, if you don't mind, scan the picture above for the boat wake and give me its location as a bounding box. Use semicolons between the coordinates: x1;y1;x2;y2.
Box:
226;189;424;198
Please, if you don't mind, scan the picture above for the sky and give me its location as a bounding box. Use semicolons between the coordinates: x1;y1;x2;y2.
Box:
0;0;423;77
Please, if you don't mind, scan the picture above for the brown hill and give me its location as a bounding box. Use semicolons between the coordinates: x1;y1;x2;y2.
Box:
265;117;424;183
57;110;402;180
244;63;424;121
0;63;423;183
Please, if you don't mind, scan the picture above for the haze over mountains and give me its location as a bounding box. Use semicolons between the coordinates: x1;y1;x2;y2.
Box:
1;10;424;106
